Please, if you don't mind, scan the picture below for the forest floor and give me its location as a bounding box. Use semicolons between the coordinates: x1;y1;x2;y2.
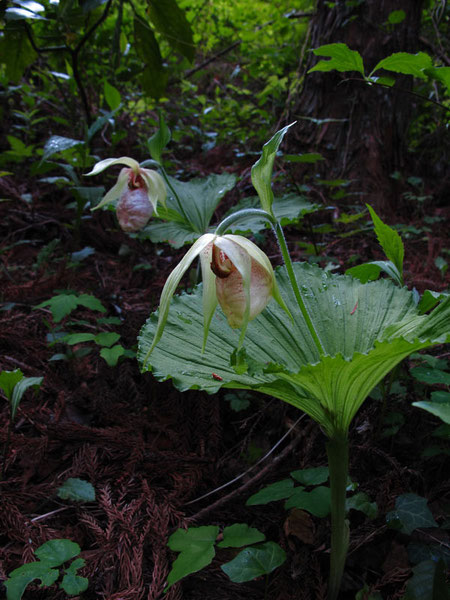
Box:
0;151;449;600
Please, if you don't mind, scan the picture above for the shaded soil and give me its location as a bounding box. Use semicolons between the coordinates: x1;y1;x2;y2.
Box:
0;163;449;600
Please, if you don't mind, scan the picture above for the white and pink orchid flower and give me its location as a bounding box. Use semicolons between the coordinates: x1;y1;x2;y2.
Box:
143;233;291;362
86;157;166;232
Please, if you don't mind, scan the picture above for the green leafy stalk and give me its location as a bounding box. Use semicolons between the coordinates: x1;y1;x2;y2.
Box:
326;433;350;600
273;221;324;356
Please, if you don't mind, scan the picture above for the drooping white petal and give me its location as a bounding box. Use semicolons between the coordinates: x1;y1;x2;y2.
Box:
85;157;140;176
142;233;216;365
199;242;218;352
214;236;252;345
140;168;167;215
92;169;129;211
229;234;292;320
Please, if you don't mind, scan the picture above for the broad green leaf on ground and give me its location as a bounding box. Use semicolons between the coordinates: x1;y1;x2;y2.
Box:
35;539;81;566
387;494;438;536
224;194;319;234
308;43;365;76
221;542;286;583
284;486;331;517
57;478;96;502
412;397;450;425
404;559;448;600
5;562;59;600
246;479;295;506
371;52;433;80
217;524;265;548
367;205;404;280
346;492;378;519
166;526;219;589
139;262;450;437
35;293;105;322
142;172;236;244
290;466;329;486
411;367;450;386
148;0;194;62
251;123;295;213
94;332;121;347
100;345;125;367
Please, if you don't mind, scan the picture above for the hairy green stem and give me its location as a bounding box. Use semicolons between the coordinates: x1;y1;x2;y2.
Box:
273;221;324;356
326;433;350;600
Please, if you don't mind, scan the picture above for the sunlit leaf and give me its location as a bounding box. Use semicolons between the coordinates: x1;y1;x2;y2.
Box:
308;43;365;76
371;52;433;80
42;136;84;161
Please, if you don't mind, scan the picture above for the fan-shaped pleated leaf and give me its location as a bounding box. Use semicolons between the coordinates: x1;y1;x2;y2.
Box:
138;263;450;436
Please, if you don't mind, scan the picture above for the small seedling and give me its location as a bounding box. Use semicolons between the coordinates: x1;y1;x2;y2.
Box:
5;539;88;600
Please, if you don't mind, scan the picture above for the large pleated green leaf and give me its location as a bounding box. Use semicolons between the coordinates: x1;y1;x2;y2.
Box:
138;263;450;437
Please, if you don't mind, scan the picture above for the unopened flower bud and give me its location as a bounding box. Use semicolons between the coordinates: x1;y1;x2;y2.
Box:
116;187;154;232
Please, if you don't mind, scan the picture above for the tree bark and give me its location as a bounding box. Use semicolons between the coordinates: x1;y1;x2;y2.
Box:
291;0;424;214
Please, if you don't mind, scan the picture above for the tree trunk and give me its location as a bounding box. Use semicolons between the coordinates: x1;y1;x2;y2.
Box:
291;0;424;214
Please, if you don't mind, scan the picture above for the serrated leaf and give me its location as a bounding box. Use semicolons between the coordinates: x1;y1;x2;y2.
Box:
100;344;125;366
35;294;79;322
221;542;286;583
138;263;450;437
76;294;106;313
148;0;194;62
308;43;365;76
57;478;96;502
393;494;438;535
35;539;81;567
166;526;219;590
290;466;329;486
217;524;265;548
372;52;433;80
251;123;295;213
246;479;295;505
284;486;331;517
367;205;404;281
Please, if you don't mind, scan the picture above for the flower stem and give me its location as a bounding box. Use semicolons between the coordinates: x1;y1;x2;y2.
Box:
326;433;350;600
158;165;193;228
214;208;275;236
273;221;324;356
